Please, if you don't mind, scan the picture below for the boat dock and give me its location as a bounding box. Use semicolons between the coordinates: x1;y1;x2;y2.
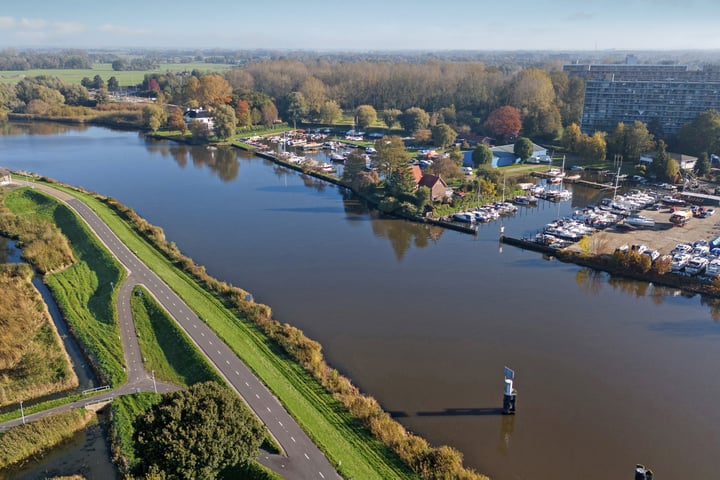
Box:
530;171;615;190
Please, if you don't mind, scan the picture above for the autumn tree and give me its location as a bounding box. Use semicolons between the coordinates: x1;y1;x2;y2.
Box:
508;68;561;138
235;100;251;128
213;104;237;140
189;119;211;142
261;102;278;127
134;382;264;480
318;100;342;124
431;123;457;148
486;106;521;141
431;155;461;180
513;137;534;162
167;106;187;134
400;107;430;133
578;132;607;163
298;76;326;117
562;123;583;153
142;104;166;133
472;144;493;168
198;74;233;107
356;104;377;129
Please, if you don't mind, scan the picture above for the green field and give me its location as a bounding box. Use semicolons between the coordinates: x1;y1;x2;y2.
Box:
0;62;234;86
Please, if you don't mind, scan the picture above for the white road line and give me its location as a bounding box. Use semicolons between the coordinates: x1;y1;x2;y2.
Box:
266;407;271;412
193;324;197;328
245;382;250;386
304;453;310;460
226;360;230;365
235;371;240;376
319;472;325;479
278;421;283;428
291;436;296;442
255;394;260;399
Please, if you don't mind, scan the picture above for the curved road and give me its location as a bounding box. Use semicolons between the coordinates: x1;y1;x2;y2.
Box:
4;180;341;480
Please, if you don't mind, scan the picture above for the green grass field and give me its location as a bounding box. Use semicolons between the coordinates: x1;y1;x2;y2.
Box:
5;189;127;387
0;62;233;86
131;285;221;387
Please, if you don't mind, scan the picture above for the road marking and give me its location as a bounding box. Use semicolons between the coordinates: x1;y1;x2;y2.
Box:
278;421;283;428
319;472;325;479
291;436;296;443
209;341;213;346
245;382;249;386
193;324;197;328
226;360;230;365
266;407;271;412
200;332;205;337
235;371;240;376
255;394;260;399
304;453;310;460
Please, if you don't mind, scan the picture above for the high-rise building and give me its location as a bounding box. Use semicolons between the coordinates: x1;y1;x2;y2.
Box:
563;59;720;136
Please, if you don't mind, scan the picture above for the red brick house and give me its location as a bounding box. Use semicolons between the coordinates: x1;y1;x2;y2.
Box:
418;173;448;201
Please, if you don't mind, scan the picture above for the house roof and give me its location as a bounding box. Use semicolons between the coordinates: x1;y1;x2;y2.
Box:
418;174;447;189
410;165;423;185
491;142;546;155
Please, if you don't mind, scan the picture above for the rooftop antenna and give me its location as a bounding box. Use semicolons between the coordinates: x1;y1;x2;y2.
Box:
502;366;517;414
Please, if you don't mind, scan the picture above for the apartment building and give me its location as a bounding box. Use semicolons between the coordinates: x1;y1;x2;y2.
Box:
563;60;720;136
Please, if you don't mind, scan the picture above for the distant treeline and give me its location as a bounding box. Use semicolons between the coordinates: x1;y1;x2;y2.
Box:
0;49;91;70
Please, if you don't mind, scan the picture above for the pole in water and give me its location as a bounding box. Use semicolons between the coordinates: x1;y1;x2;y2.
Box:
502;366;517;414
635;464;653;480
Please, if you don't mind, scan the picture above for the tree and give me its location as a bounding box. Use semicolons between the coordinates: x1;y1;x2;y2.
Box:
431;124;457;149
142;105;166;133
95;87;109;105
578;132;607;163
399;107;430;133
189;119;211;142
285;91;308;129
342;150;367;183
235;100;251;127
513;137;534;162
198;74;232;108
606;122;626;156
373;135;409;179
318;100;342;124
624;121;655;161
648;140;670;181
92;74;105;90
261;102;278;127
356;104;377;129
383;108;402;129
676;109;720;157
486;106;521;141
562;123;583;153
134;382;264;480
111;59;126;71
695;152;711;177
107;76;119;92
213;104;237;140
431;156;461;180
167;107;188;134
298;76;326;117
472;144;493;168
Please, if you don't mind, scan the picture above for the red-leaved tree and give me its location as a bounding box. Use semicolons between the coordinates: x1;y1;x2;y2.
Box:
486;106;522;141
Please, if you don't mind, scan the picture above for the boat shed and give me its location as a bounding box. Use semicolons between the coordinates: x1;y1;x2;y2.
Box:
679;191;720;206
490;143;547;168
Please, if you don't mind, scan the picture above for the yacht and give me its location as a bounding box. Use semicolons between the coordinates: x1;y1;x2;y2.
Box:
624;214;655;228
685;256;709;275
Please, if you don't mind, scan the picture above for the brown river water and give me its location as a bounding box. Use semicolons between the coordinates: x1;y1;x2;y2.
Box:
1;122;719;479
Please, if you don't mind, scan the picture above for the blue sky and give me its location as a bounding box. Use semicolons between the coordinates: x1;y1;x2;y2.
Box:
1;0;719;51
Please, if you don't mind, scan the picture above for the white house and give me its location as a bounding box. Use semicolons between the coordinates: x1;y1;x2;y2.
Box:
184;108;215;132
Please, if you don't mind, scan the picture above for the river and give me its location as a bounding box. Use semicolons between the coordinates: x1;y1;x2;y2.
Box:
1;121;719;479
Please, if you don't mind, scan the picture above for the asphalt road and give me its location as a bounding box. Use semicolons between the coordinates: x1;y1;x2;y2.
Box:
4;180;341;480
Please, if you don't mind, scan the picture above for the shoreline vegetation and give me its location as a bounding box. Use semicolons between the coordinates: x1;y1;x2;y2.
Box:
4;176;488;479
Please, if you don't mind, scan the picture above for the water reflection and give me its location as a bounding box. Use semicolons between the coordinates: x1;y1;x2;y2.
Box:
370;214;444;261
0;120;88;136
497;414;515;456
148;142;240;182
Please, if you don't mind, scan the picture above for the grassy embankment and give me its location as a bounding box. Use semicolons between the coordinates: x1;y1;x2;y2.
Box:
33;182;412;479
0;262;78;407
0;408;96;470
0;62;234;86
4;189;127;387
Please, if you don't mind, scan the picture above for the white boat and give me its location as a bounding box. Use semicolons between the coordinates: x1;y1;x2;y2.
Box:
624;214;655;228
453;212;475;223
329;152;346;162
685;256;708;275
705;258;720;277
670;253;691;272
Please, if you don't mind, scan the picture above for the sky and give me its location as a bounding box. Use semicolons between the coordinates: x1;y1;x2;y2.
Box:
1;0;720;52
